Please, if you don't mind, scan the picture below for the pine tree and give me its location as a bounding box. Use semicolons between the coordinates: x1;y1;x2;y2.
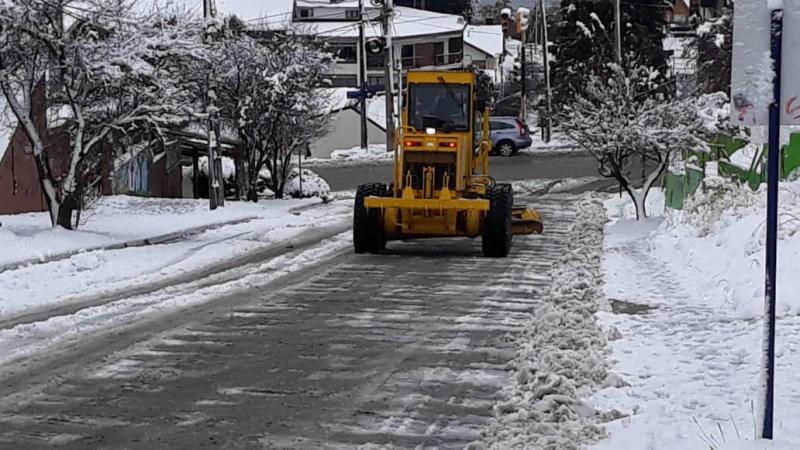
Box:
697;10;732;95
550;0;670;105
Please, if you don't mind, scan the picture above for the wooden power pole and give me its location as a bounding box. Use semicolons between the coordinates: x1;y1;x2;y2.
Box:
382;0;395;153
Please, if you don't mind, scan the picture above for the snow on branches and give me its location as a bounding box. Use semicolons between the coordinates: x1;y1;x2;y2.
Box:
209;25;333;201
557;64;711;219
0;0;207;228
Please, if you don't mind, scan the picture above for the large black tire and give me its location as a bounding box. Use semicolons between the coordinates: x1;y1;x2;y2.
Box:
353;183;387;254
482;184;514;257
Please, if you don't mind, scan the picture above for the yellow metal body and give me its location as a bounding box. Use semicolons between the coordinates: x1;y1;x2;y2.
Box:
363;70;542;240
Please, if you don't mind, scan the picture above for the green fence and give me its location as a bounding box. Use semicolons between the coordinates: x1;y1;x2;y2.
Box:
664;167;705;210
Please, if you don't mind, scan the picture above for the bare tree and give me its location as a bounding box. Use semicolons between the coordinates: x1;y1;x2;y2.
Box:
557;64;712;219
0;0;206;228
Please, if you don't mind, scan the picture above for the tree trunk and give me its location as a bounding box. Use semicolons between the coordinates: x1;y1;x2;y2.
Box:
247;188;258;202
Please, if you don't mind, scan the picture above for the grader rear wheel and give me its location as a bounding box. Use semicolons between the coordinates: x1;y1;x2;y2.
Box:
353;183;387;254
482;184;513;257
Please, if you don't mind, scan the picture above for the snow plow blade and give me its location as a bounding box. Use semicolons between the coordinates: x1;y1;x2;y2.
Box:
512;205;543;235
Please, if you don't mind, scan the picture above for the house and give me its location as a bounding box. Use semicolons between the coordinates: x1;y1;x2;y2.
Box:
0;88;240;215
280;1;501;88
666;0;691;24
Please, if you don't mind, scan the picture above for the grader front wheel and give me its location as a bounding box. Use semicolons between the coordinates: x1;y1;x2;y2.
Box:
482;184;513;257
353;183;387;254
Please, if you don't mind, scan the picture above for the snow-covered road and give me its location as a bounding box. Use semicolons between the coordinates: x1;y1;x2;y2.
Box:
0;195;611;449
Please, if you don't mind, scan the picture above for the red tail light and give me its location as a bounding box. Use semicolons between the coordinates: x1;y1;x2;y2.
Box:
515;119;528;136
439;142;457;148
404;140;423;147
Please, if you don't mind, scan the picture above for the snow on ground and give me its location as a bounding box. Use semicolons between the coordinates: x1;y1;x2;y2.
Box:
592;180;800;448
0;196;302;266
0;231;352;375
0;195;351;320
303;144;392;167
483;194;620;448
727;142;763;172
517;130;581;155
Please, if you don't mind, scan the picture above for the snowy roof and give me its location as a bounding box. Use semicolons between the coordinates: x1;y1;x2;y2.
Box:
296;0;360;7
258;6;464;38
322;87;358;113
464;25;503;57
0;98;15;163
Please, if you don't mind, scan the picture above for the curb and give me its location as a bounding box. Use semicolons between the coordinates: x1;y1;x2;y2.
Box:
0;216;259;273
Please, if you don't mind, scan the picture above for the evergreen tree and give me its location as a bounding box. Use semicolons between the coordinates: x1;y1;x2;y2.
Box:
550;0;670;105
696;10;732;95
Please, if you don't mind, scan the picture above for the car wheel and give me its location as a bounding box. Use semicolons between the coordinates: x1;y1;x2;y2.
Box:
496;141;516;157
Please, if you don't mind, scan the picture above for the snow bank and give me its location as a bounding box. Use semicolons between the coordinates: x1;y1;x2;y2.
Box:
0;195;317;268
656;177;800;319
0;195;348;320
198;156;236;179
484;194;620;448
283;168;331;200
718;440;800;450
728;143;763;171
304;144;392;167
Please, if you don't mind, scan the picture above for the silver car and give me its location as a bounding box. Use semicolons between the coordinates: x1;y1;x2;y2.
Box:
490;117;533;157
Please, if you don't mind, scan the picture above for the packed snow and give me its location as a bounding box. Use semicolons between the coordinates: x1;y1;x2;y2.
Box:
0;195;350;320
304;144;392;167
592;178;800;447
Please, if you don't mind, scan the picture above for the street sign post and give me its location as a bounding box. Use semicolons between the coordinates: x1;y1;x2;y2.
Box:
731;0;790;439
732;1;800;126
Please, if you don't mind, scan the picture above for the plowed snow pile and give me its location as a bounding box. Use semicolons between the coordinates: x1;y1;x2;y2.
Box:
481;195;622;449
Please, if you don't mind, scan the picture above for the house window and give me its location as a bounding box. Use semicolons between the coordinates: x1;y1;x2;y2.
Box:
333;45;357;63
433;42;444;65
345;9;359;19
448;37;463;64
401;44;414;66
299;8;313;18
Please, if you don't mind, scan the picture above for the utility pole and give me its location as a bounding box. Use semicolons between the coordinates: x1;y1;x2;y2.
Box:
517;8;530;121
203;0;222;209
520;29;526;121
382;0;396;153
358;0;368;151
540;0;552;142
614;0;622;64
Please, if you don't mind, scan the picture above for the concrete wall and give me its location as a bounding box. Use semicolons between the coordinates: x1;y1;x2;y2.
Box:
309;109;384;158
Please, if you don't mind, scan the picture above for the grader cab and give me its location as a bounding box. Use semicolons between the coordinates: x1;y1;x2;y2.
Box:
353;70;543;257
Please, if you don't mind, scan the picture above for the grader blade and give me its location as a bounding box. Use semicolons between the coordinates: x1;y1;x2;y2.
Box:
512;205;544;235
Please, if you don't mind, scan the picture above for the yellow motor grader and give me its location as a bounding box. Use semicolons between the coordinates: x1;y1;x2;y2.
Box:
353;70;543;257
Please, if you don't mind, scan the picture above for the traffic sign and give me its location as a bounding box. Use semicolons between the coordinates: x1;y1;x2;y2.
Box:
732;0;800;126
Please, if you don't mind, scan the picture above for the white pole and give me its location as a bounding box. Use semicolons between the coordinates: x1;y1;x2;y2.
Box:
614;0;622;64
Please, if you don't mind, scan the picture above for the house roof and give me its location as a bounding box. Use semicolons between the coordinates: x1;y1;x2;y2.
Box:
256;6;464;39
296;0;361;8
464;25;503;57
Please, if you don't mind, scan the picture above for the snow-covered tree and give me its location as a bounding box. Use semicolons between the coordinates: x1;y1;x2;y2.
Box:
697;9;732;95
556;64;711;220
210;25;332;201
0;0;207;228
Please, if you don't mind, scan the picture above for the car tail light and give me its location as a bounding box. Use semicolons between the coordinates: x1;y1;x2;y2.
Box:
515;119;528;136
